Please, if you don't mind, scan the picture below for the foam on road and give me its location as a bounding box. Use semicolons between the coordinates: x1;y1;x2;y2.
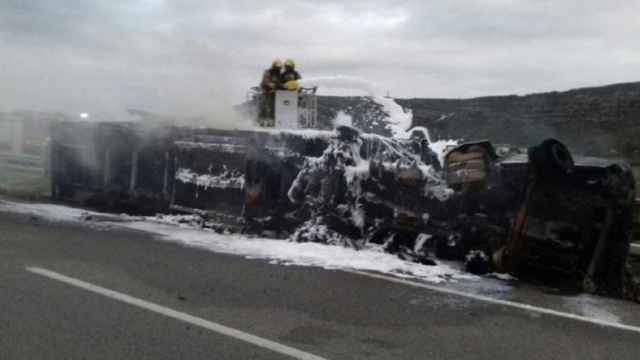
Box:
3;199;639;331
0;200;473;284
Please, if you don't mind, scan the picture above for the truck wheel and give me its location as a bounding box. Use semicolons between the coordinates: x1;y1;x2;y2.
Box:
528;138;574;177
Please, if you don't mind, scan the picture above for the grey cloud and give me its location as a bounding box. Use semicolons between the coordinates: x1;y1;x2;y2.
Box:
1;0;638;118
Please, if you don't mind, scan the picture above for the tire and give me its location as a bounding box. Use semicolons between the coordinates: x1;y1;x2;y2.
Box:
528;138;574;178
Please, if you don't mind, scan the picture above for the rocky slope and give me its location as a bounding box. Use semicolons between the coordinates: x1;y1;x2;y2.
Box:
318;81;640;161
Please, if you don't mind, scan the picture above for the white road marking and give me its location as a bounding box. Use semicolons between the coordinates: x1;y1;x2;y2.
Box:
631;243;640;255
350;270;640;335
26;267;329;360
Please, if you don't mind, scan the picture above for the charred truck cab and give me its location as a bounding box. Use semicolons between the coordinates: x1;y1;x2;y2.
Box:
441;140;636;295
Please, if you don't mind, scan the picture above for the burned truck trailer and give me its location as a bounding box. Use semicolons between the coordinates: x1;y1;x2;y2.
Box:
49;121;636;298
49;121;330;217
49;121;182;213
171;128;329;226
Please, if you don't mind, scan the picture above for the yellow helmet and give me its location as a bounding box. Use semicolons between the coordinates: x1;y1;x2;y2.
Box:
272;59;283;69
284;59;295;68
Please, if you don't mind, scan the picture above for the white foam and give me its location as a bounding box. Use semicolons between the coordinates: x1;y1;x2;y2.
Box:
176;168;245;190
252;127;335;139
0;201;101;222
563;294;622;324
0;200;474;284
300;75;462;158
373;95;413;138
126;221;474;283
299;76;413;137
429;139;459;166
299;76;378;95
332;111;353;127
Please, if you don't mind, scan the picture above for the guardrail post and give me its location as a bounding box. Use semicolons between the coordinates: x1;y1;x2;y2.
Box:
11;121;24;155
129;149;139;193
103;147;111;186
162;151;170;198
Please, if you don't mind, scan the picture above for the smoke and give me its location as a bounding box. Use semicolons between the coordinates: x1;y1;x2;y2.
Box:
0;3;251;129
0;45;246;128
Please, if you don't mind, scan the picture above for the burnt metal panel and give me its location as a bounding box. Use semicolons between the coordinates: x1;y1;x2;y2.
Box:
49;121;180;213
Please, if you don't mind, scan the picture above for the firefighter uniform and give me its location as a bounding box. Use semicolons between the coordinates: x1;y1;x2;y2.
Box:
259;60;283;125
281;59;301;91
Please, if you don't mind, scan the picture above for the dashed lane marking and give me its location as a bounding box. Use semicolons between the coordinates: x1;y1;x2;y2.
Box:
351;270;640;335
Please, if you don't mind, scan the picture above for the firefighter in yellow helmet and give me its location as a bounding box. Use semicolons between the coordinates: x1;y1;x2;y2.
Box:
261;59;283;93
259;60;283;125
282;59;301;91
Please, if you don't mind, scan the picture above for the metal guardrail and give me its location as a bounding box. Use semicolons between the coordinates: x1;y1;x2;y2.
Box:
0;151;42;163
0;151;45;174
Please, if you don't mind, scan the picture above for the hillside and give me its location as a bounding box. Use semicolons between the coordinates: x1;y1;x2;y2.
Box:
317;82;640;162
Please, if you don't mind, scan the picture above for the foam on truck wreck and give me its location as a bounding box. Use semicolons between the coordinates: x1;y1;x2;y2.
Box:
286;125;450;265
299;75;458;162
300;76;411;137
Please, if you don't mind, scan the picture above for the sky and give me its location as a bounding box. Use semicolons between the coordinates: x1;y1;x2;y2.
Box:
1;0;639;119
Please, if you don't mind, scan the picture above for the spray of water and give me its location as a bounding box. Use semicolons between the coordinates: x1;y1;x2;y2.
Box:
301;75;458;160
300;76;412;138
299;76;378;95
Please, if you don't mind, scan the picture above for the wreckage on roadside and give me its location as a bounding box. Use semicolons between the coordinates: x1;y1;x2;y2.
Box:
49;119;637;299
48;111;637;299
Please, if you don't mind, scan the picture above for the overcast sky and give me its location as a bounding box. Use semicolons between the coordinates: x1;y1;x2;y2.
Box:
1;0;639;118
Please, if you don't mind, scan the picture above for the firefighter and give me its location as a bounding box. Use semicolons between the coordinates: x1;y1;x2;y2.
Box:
261;59;283;93
259;60;283;125
281;59;301;91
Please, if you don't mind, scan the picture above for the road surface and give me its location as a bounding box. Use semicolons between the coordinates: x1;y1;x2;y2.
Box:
1;207;639;359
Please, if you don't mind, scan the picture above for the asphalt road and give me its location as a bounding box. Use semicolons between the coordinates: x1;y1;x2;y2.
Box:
1;209;639;359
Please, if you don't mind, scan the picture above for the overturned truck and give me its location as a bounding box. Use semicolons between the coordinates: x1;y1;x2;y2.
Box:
49;121;637;298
